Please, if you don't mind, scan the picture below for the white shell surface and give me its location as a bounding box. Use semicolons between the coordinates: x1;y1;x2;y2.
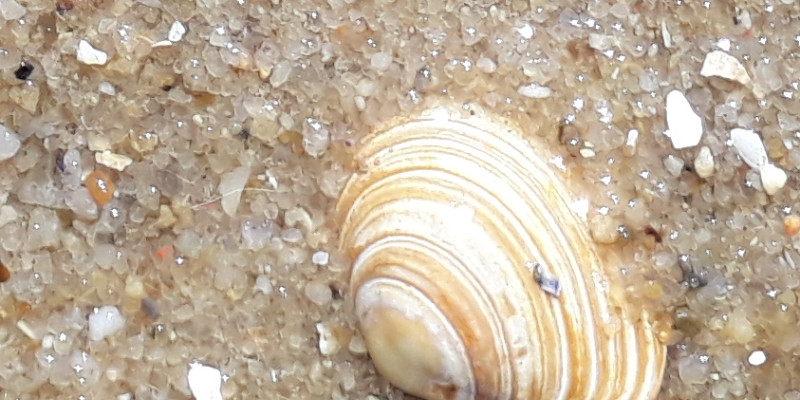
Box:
336;114;666;400
664;90;703;150
730;128;768;170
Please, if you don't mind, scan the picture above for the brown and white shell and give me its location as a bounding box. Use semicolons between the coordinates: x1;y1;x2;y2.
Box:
336;109;666;400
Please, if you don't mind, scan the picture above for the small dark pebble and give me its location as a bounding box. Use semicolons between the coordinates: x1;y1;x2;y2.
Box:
56;0;74;15
644;225;663;243
140;298;161;319
329;283;344;300
14;62;34;80
54;149;65;172
531;261;562;297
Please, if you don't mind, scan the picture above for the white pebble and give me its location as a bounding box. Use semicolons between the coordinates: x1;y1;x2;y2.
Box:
700;50;751;86
664;90;703;149
736;8;752;29
16;320;38;340
77;39;109;66
569;197;590;221
0;123;21;161
87;306;125;341
218;166;250;217
315;322;341;356
516;23;534;39
98;82;116;96
694;146;715;178
311;250;329;266
624;129;639;156
41;334;54;349
95;150;133;171
760;163;787;195
730;128;768;170
715;37;732;52
187;361;223;400
661;20;672;48
579;147;596;158
168;21;187;42
747;349;767;366
517;82;552;98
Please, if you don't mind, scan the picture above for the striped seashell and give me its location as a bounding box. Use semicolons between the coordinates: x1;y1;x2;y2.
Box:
336;110;666;400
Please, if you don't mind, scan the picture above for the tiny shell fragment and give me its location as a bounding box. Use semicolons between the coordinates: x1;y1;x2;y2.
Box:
730;128;768;170
168;21;187;42
517;83;552;98
95;150;133;172
664;90;703;149
624;129;639;156
77;39;109;65
187;362;223;400
700;50;752;86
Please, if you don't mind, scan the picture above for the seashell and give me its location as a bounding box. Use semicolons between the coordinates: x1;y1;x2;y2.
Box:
336;109;667;400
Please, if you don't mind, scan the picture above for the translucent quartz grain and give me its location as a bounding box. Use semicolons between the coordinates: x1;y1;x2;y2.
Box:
304;278;332;306
677;354;712;385
302;117;330;157
0;0;26;20
218;166;250;217
0;123;21;161
66;188;99;220
87;306;125;341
